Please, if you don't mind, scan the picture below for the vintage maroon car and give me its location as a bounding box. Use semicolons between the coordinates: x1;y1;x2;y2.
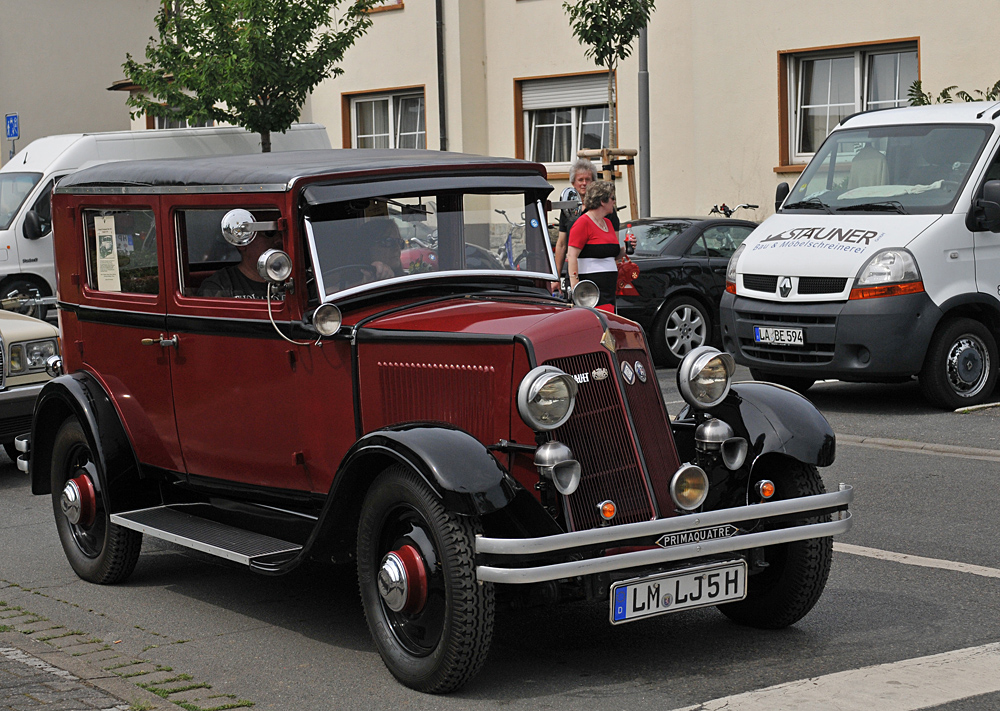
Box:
23;150;852;693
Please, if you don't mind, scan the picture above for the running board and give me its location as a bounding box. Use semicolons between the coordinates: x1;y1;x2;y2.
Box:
111;505;302;567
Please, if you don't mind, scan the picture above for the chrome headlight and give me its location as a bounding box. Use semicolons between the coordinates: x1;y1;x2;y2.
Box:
670;463;709;511
257;248;293;283
856;249;920;286
676;346;736;409
311;303;342;336
571;280;600;308
9;338;58;374
517;366;579;431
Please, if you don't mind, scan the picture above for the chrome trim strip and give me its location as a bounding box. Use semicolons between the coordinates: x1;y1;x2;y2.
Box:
0;382;44;404
476;512;852;584
476;486;853;555
59;301;297;327
56;184;288;196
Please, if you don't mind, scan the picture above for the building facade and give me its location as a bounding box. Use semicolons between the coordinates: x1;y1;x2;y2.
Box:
0;0;159;165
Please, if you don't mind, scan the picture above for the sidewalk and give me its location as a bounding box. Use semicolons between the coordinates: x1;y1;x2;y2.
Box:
0;631;169;711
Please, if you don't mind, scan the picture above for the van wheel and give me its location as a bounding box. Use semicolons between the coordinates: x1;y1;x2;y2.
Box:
50;418;142;584
2;278;47;320
652;296;710;367
749;368;816;394
717;459;832;629
357;465;494;693
920;318;998;409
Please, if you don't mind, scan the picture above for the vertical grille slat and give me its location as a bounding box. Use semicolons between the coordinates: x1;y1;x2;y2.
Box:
0;334;5;389
547;352;655;531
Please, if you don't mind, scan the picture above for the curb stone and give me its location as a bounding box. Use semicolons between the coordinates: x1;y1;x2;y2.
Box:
1;630;171;710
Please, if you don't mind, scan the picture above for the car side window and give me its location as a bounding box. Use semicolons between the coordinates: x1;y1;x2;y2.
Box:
175;207;281;298
686;236;708;257
701;226;753;258
83;209;158;294
30;179;54;236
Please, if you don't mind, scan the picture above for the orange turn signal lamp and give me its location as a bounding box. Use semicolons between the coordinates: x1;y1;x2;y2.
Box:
725;281;737;294
756;480;775;500
598;500;617;521
849;281;924;300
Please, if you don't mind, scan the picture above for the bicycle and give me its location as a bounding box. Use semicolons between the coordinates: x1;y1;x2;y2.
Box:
709;202;759;218
494;209;530;269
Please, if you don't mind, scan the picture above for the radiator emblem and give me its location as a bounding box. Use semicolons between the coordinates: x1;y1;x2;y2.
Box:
592;367;609;381
621;360;635;385
779;276;792;298
600;329;616;353
656;525;739;548
634;361;647;383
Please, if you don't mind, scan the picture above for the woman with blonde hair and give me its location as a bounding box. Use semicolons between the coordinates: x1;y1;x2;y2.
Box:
566;180;624;312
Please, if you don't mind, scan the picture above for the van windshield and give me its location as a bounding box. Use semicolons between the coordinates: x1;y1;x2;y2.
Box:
0;172;42;230
305;190;555;298
785;124;992;215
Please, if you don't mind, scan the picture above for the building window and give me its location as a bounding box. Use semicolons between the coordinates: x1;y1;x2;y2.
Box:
350;92;425;149
783;41;917;165
152;108;213;130
516;73;612;171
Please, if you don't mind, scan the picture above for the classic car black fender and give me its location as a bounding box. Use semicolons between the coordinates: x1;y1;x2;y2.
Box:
29;372;158;512
330;423;517;517
713;381;836;468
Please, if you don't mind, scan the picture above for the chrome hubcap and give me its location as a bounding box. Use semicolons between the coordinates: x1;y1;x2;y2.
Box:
378;552;409;612
947;336;989;396
60;480;82;525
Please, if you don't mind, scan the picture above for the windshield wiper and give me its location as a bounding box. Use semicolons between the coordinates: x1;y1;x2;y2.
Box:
836;201;908;214
782;198;832;213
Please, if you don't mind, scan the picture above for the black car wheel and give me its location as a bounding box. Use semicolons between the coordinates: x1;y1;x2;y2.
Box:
717;459;832;629
357;465;494;693
920;317;998;409
50;418;141;584
652;296;710;367
749;368;816;394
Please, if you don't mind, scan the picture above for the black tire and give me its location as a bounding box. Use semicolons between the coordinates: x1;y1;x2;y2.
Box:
2;442;18;463
717;459;832;629
919;317;998;409
652;296;710;367
1;278;47;320
749;368;816;394
50;418;141;584
357;465;494;693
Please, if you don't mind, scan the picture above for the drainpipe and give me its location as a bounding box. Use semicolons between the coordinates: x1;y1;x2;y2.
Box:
435;0;448;151
638;27;650;218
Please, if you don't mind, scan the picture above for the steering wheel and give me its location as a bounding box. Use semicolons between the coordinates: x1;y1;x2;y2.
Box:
323;263;377;292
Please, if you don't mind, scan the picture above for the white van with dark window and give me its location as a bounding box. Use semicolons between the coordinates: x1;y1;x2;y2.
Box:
720;103;1000;408
0;124;330;319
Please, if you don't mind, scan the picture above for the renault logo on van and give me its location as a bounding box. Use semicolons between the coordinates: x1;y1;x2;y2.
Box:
779;277;792;298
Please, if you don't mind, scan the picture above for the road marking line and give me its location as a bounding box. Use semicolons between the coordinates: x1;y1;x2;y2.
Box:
837;433;1000;462
834;543;1000;579
672;642;1000;711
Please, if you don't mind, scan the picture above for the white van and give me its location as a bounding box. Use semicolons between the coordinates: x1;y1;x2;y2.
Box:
0;124;330;318
720;103;1000;409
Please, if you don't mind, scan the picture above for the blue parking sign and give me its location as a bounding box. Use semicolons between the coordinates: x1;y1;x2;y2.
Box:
5;114;19;140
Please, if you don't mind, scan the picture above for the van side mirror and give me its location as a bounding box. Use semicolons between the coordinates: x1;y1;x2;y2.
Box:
969;180;1000;233
23;210;48;240
775;182;790;212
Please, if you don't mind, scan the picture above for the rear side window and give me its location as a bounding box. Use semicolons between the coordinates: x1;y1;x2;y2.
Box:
83;209;158;294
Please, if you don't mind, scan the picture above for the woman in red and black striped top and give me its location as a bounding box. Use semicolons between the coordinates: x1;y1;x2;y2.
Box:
567;180;624;312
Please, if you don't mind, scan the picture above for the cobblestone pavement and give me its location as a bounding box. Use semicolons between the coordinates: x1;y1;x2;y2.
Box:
0;646;129;711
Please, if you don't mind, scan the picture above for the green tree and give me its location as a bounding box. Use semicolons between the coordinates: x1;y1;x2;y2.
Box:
124;0;379;152
563;0;655;149
908;79;1000;106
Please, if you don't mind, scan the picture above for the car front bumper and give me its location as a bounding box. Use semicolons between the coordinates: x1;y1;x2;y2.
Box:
0;382;45;444
475;485;852;584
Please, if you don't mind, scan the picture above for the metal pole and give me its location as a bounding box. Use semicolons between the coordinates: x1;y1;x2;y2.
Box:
638;27;651;218
435;0;448;151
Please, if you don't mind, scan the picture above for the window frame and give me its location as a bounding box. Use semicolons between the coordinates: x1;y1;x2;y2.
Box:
514;71;616;180
777;38;920;173
343;86;427;150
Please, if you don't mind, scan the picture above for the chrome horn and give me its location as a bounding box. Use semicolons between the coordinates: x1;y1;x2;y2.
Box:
534;440;582;495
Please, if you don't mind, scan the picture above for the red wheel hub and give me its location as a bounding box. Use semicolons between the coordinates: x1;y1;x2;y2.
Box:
377;544;428;614
60;474;96;527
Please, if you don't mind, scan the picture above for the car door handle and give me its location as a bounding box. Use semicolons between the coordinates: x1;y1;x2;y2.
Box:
141;334;178;348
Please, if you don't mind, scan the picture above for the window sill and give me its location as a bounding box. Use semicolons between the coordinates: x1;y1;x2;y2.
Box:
773;164;807;174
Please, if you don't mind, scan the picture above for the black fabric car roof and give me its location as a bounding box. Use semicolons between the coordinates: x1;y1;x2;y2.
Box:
55;149;550;195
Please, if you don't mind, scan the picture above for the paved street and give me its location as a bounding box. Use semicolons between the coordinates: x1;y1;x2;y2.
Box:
2;366;1000;709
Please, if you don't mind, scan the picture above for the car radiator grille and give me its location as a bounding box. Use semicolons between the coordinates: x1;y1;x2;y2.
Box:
0;415;32;441
742;274;778;293
546;352;658;531
0;335;4;389
798;277;848;294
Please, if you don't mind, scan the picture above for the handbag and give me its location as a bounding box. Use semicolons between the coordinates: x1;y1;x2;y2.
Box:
616;256;640;292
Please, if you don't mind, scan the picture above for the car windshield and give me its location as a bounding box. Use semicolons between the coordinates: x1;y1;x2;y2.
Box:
0;172;42;230
305;190;555;298
785;123;992;215
631;222;690;254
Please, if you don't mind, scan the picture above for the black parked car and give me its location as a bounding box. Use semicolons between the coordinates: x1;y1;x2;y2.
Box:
617;217;757;367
